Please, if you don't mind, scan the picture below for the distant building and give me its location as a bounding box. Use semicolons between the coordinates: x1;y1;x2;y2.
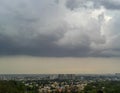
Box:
58;74;75;80
49;74;58;80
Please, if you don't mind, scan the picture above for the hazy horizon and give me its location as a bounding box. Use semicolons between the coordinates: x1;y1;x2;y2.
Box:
0;56;120;74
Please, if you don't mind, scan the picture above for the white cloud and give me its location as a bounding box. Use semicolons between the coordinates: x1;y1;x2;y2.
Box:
56;7;107;49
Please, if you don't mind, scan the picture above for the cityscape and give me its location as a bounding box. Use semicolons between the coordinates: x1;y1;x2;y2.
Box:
1;74;120;81
0;74;120;93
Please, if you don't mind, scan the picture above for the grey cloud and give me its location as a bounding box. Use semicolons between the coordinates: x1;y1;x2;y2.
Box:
94;0;120;10
66;0;120;10
0;0;120;57
66;0;89;10
0;34;91;57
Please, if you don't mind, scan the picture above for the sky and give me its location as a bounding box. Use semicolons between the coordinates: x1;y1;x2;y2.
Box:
0;56;120;74
0;0;120;74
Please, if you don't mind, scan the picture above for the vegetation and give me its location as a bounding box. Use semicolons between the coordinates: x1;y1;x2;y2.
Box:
0;80;120;93
0;80;38;93
83;81;120;93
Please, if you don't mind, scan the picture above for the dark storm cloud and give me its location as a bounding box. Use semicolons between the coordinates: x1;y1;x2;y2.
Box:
0;0;120;57
0;32;91;57
66;0;120;10
93;0;120;10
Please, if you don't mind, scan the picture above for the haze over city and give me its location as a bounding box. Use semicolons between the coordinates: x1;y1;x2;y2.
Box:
0;0;120;74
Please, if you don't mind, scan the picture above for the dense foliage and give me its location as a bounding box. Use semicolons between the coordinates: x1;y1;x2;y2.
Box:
83;81;120;93
0;80;38;93
0;80;120;93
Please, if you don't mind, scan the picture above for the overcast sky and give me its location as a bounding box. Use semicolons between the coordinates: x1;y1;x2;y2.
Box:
0;0;120;73
0;0;120;57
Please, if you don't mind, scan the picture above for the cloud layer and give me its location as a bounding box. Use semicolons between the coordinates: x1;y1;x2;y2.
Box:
0;0;120;57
